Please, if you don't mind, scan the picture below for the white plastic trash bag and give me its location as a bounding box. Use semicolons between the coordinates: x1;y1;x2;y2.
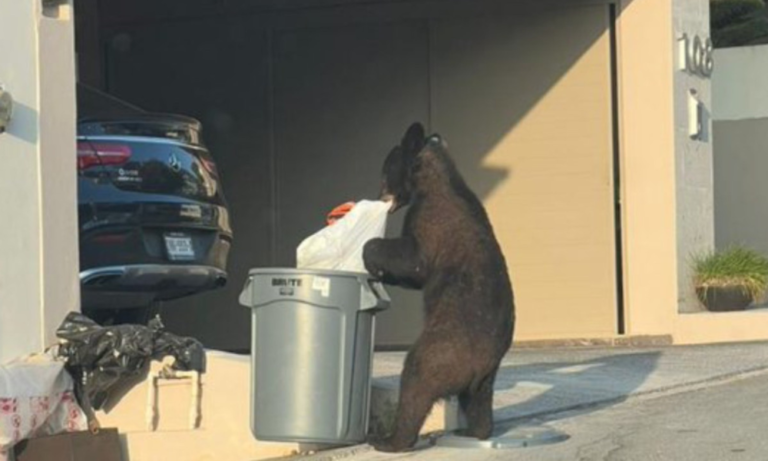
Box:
0;352;88;461
297;200;390;273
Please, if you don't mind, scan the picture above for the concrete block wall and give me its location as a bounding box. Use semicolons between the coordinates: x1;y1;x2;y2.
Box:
673;0;715;313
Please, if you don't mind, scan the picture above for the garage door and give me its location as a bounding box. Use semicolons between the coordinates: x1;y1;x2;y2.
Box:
102;1;619;349
429;6;619;339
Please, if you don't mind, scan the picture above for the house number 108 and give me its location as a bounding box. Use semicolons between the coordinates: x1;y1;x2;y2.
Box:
678;33;714;77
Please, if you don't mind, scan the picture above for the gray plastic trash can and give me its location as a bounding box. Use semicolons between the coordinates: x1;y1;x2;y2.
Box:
239;268;390;445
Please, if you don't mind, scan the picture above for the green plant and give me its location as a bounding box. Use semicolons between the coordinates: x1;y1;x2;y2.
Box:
711;0;768;47
692;246;768;301
711;0;764;29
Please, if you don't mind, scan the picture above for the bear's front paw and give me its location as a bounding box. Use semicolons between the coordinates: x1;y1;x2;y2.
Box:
363;238;386;278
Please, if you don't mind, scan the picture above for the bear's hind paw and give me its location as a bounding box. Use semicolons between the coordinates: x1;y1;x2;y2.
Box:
367;435;412;453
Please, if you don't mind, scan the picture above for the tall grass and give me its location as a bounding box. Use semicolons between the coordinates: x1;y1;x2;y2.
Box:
692;246;768;300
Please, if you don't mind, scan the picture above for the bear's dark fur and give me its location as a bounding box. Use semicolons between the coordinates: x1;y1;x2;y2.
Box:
363;123;515;452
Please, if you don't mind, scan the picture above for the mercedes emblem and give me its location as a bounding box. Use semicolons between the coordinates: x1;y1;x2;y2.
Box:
168;153;182;172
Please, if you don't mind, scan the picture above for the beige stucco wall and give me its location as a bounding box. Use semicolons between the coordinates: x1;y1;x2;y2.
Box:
616;0;679;336
616;0;745;342
615;0;768;345
0;1;79;363
97;353;301;461
675;310;768;344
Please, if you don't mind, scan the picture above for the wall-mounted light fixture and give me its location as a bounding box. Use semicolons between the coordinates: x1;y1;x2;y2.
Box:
688;89;703;140
0;87;13;134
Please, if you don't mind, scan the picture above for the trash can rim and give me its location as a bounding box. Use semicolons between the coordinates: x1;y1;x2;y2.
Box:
246;267;372;278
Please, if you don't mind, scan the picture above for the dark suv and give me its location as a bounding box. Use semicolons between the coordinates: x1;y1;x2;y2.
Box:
77;84;232;324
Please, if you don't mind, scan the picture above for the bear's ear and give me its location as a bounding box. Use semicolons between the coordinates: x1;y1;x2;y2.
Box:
401;122;426;158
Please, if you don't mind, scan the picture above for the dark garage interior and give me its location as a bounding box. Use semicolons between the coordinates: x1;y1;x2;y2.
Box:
74;0;620;352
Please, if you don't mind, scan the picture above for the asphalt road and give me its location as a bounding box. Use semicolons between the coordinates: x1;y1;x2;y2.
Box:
320;371;768;461
509;371;768;461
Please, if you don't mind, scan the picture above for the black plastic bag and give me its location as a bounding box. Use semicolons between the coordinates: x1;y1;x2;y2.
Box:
55;312;206;420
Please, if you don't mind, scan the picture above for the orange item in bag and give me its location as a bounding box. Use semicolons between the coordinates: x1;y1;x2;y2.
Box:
326;201;356;226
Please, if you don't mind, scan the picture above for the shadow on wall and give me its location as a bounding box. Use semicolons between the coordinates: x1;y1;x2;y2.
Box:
6;101;38;144
88;0;632;350
713;118;768;256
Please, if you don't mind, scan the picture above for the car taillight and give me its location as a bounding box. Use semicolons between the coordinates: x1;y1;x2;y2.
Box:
200;158;218;175
92;233;130;244
77;142;132;170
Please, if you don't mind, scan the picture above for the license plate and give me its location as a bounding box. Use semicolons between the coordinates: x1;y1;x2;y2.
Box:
164;234;195;261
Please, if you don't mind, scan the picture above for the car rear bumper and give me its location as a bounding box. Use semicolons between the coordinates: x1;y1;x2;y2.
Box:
80;264;227;293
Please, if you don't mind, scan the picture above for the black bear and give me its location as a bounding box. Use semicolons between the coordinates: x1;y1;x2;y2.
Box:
363;123;515;452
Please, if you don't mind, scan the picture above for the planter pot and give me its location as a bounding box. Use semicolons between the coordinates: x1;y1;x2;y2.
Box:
695;286;753;312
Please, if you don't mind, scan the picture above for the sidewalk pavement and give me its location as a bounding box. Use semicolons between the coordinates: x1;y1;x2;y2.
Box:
290;341;768;460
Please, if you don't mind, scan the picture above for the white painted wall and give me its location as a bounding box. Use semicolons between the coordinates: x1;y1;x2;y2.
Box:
712;44;768;121
673;0;715;313
0;0;79;362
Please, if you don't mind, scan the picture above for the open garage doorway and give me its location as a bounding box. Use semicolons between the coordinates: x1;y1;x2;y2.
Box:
75;0;624;351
